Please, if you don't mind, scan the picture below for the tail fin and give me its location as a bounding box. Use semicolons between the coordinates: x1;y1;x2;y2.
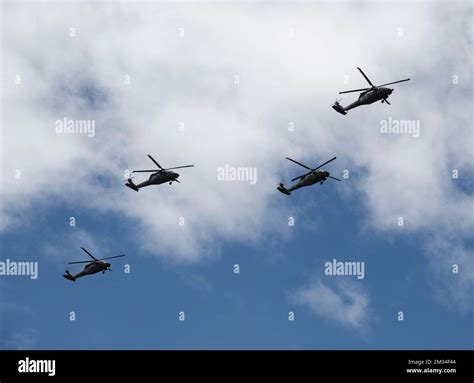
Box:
277;183;291;196
63;270;76;282
332;101;347;115
125;178;139;192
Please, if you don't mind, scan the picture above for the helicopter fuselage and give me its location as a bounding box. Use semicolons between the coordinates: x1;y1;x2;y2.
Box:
82;261;110;274
136;170;179;189
345;87;393;110
65;261;111;281
288;170;330;192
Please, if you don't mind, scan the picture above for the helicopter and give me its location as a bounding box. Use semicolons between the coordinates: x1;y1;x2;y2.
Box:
63;247;125;282
277;156;341;195
332;67;410;115
125;154;194;192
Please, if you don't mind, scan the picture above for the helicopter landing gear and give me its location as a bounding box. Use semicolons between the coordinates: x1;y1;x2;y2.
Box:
320;181;324;185
169;181;172;185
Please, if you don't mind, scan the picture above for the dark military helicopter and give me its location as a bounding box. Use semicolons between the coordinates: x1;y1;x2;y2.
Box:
63;247;125;282
125;154;194;192
332;67;410;115
277;156;341;195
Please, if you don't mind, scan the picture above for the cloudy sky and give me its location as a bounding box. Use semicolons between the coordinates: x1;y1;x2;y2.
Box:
0;0;472;349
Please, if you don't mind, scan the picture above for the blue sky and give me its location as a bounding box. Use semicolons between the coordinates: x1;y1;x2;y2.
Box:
1;1;473;349
1;186;472;349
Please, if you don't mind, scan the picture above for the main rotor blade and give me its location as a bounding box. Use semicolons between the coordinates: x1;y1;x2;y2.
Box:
339;88;371;94
285;157;311;170
147;155;164;169
81;247;97;261
378;78;410;87
164;165;195;170
357;67;374;87
291;173;309;182
313;157;337;171
99;254;126;261
68;260;94;264
132;170;158;173
328;175;342;181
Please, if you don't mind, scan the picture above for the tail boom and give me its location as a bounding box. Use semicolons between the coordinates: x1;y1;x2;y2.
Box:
125;179;139;192
277;183;291;195
63;270;76;282
332;101;347;115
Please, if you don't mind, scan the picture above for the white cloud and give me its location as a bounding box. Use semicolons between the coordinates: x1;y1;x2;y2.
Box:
41;228;114;266
290;278;370;332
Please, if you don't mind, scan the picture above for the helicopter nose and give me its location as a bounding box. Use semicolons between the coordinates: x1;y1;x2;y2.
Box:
174;172;180;178
389;88;394;94
105;263;111;268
